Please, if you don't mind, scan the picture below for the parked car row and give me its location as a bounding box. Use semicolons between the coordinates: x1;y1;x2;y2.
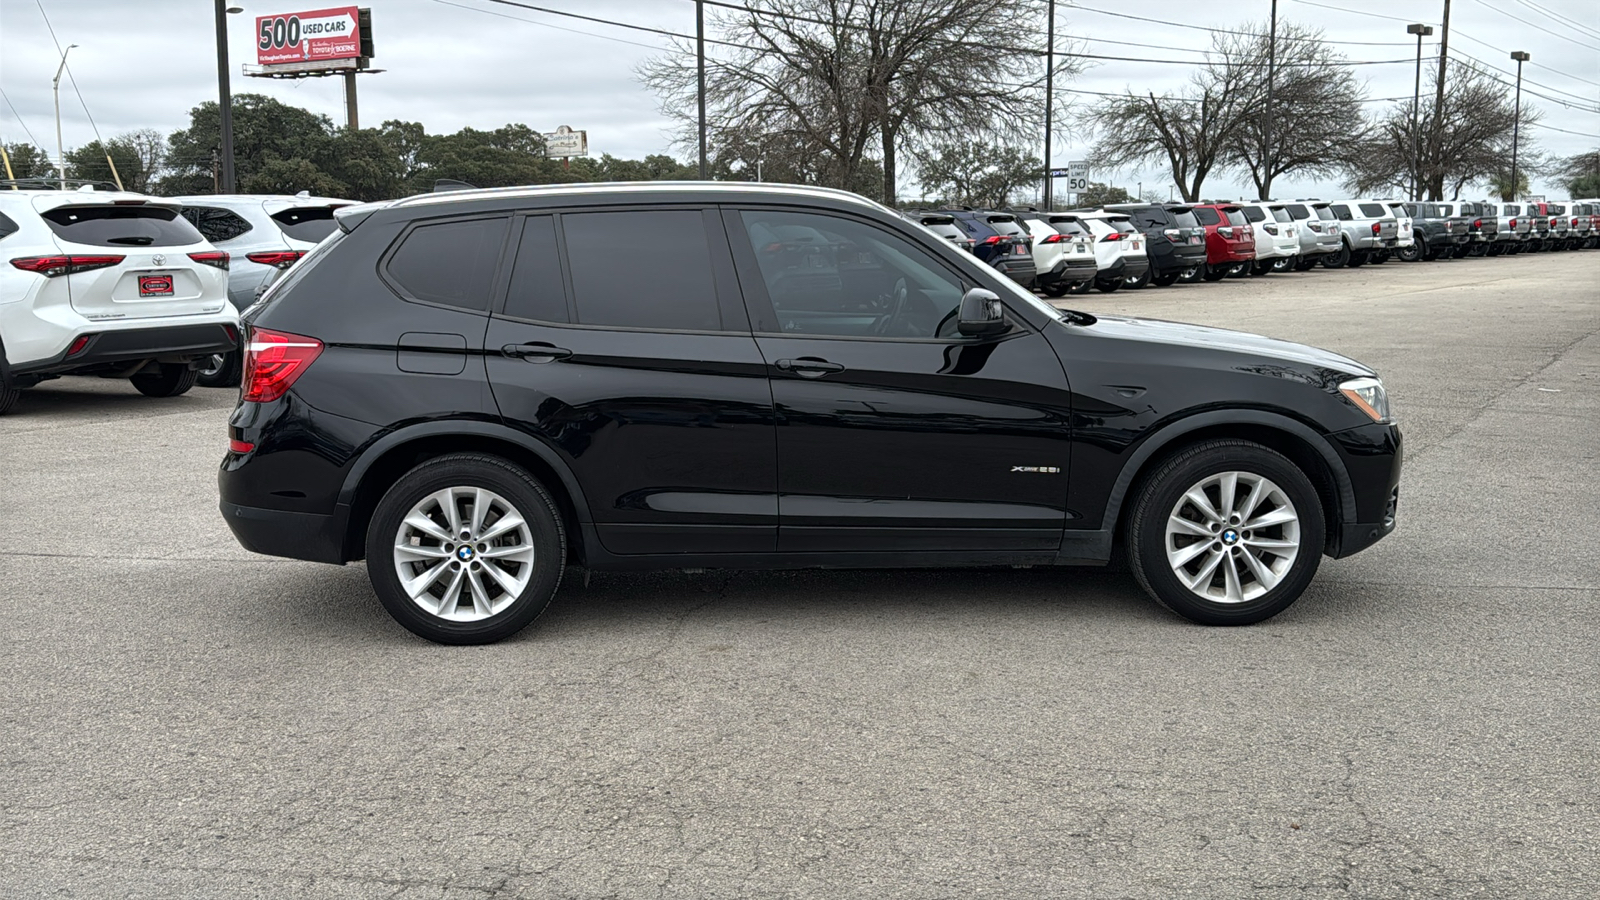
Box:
915;198;1599;296
0;184;354;413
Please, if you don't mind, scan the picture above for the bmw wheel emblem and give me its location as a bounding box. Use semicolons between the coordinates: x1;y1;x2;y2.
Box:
1222;529;1239;544
457;546;475;561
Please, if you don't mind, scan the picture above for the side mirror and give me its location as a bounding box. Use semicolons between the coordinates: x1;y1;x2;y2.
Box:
957;288;1007;337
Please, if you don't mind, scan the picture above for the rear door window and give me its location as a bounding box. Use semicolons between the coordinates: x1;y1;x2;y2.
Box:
502;215;568;323
271;206;342;243
40;204;203;247
1505;204;1520;216
562;209;721;331
385;216;509;312
1192;208;1221;226
179;206;254;243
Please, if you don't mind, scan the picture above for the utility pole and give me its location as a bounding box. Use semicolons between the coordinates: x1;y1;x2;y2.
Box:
52;44;77;190
344;70;360;130
1407;23;1434;202
696;0;707;179
214;0;237;193
1263;0;1276;200
1428;0;1451;202
1043;0;1054;209
1510;51;1529;203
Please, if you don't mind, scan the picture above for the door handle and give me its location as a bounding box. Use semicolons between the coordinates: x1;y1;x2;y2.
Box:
775;357;845;378
502;342;572;363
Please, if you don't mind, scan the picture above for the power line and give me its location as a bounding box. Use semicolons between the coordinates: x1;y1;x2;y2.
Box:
1449;56;1600;115
1450;29;1600;89
1284;0;1437;28
0;88;53;158
1451;49;1600;107
33;0;113;153
431;0;672;52
1529;121;1599;138
1062;1;1415;45
1510;0;1600;42
1464;0;1600;52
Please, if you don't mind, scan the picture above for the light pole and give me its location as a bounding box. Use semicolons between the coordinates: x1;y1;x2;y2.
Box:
1406;24;1433;202
696;0;706;179
52;43;78;190
1510;51;1529;203
215;2;243;194
1043;0;1054;209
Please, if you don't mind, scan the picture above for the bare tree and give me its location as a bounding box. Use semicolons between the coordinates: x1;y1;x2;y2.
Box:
1344;61;1539;200
1078;33;1262;203
640;0;1054;204
1558;149;1600;197
1225;24;1367;199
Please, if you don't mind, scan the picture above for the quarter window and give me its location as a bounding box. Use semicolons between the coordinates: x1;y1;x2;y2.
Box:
740;210;964;339
386;217;508;312
0;210;17;241
562;210;721;331
179;206;254;243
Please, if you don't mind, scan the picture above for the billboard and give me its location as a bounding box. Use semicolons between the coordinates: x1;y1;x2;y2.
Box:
256;7;363;67
544;127;588;158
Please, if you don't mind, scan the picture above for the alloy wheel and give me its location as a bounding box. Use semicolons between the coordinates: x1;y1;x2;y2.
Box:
1164;471;1300;604
392;486;536;622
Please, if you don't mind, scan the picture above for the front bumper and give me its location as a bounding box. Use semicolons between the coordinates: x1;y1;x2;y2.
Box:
1325;422;1403;559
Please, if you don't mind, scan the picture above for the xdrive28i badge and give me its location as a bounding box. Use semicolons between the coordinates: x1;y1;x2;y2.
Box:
1010;465;1061;474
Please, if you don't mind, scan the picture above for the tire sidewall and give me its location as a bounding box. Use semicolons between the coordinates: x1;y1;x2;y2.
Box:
1129;442;1325;626
365;455;566;644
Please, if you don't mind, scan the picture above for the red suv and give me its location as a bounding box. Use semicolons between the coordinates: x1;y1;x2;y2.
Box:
1190;204;1257;280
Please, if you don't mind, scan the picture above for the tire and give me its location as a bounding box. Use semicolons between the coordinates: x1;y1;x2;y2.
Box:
1151;271;1180;287
365;453;567;645
1125;439;1324;626
1068;278;1094;295
196;350;242;388
1369;250;1389;264
1294;257;1319;271
1250;260;1272;276
1468;242;1488;257
1095;277;1123;293
1202;265;1229;282
1042;283;1069;297
1271;255;1296;272
1347;249;1369;267
0;384;19;416
1122;267;1150;289
1395;245;1421;262
1178;264;1204;284
1451;244;1470;259
1486;244;1503;257
130;363;198;398
1322;244;1350;268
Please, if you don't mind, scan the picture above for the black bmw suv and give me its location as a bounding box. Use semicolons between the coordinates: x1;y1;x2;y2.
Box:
221;183;1402;644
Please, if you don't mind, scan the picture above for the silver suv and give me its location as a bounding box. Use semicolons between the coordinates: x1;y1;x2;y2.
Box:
1282;201;1341;269
1322;200;1399;268
1486;202;1531;255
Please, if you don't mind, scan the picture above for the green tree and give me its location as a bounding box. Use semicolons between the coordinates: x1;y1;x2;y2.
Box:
63;129;166;192
916;141;1041;208
404;124;559;193
243;157;349;196
2;142;59;181
163;94;337;194
1559;149;1600;198
1486;168;1530;202
1073;182;1134;208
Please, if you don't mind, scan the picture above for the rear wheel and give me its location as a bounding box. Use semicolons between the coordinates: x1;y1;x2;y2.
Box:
1041;282;1069;297
0;384;19;416
196;351;241;388
1322;244;1350;268
366;453;566;645
1178;264;1204;284
1250;259;1272;276
1369;250;1389;264
130;364;198;398
1451;244;1470;258
1202;265;1229;282
1068;278;1094;295
1126;440;1324;626
1396;244;1422;262
1096;277;1123;293
1271;255;1297;272
1348;249;1369;267
1151;270;1180;287
1294;256;1319;271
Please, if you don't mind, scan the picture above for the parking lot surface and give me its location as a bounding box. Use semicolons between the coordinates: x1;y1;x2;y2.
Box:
3;251;1597;898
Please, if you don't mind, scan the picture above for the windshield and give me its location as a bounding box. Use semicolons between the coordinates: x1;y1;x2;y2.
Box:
271;206;342;243
40;204;202;247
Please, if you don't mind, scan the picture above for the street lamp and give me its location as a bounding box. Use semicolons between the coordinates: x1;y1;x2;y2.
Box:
1510;51;1530;203
215;2;244;193
1406;24;1433;202
52;43;78;190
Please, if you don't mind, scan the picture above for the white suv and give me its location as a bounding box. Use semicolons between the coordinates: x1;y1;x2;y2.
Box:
1235;202;1298;275
1017;213;1098;296
0;189;239;415
172;193;353;307
1070;211;1151;291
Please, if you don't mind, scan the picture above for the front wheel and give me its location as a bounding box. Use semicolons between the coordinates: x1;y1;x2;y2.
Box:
130;364;198;398
366;453;567;645
1126;440;1325;626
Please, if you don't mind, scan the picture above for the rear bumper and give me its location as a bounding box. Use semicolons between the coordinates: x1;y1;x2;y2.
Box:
220;501;349;565
1097;257;1149;282
10;321;238;379
1038;258;1097;286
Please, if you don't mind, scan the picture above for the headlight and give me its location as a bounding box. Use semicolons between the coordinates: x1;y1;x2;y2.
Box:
1339;376;1390;423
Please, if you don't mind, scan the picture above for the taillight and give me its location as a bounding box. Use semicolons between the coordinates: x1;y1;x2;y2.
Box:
1472;219;1482;229
1509;218;1517;229
241;328;324;403
1572;217;1580;227
67;335;92;356
1371;222;1382;234
1162;228;1180;240
245;250;307;269
1217;226;1233;237
982;235;1003;245
228;439;255;454
1264;223;1279;235
10;254;124;277
188;250;230;270
1101;232;1123;242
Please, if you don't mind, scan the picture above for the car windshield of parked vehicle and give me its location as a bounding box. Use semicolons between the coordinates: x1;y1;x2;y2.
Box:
1168;209;1200;229
180;206;254;243
1241;206;1267;223
1192;208;1221;226
742;210;968;338
40;204;204;247
271;206;343;243
1271;207;1293;223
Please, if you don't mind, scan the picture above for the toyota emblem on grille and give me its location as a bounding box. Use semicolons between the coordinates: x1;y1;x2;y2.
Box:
152;254;165;266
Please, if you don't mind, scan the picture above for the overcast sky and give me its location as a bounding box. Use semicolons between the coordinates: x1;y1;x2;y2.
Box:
2;0;1596;200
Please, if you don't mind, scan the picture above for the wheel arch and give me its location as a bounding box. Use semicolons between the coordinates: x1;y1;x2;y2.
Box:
337;421;591;564
1100;410;1354;557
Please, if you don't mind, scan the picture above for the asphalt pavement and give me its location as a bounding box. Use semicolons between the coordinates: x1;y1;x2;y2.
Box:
2;249;1597;898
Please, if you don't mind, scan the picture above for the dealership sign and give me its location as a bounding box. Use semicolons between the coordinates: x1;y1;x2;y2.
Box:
544;126;588;158
256;7;362;66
